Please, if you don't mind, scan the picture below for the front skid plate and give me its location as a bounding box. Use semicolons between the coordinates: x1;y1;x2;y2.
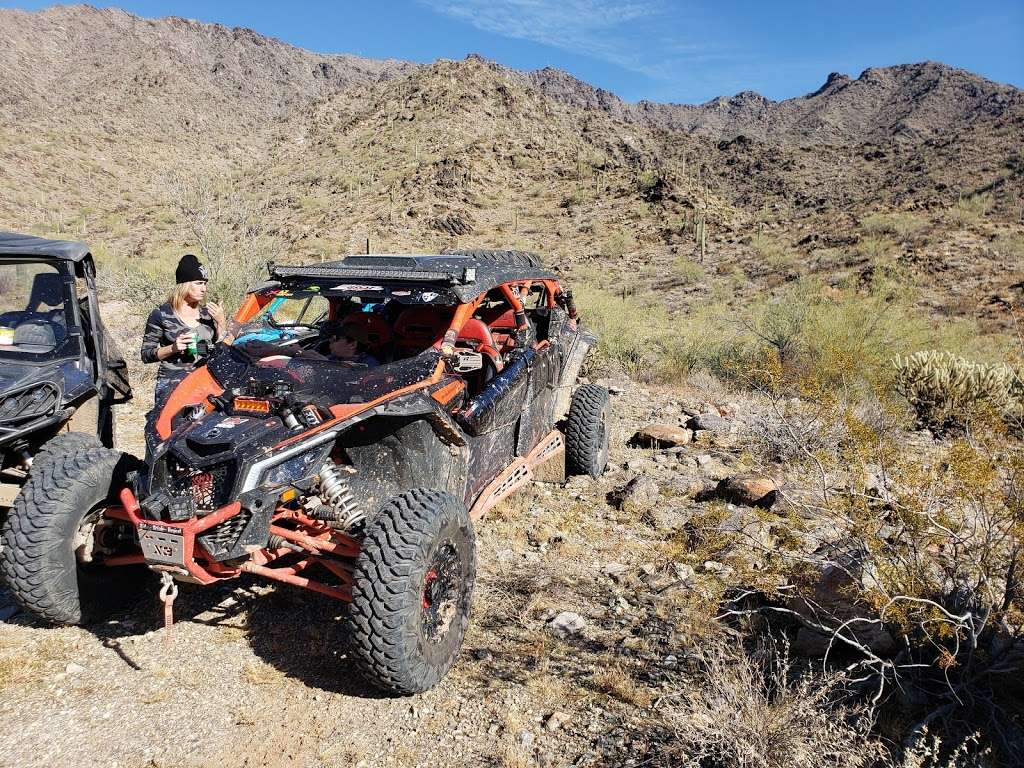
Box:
137;523;186;568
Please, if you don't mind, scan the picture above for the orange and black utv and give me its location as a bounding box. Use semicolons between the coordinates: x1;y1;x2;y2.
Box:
0;250;609;694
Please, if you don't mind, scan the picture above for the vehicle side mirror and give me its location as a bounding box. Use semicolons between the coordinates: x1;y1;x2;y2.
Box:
451;350;483;373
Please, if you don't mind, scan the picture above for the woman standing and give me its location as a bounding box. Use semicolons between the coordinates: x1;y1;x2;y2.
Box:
140;254;227;452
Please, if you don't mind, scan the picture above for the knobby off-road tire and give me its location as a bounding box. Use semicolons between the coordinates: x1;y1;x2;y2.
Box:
0;434;103;561
565;384;611;478
1;444;149;625
348;489;476;695
32;431;103;476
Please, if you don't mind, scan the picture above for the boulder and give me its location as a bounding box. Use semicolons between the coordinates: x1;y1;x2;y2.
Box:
629;424;692;448
715;507;776;550
687;412;730;432
788;546;895;657
673;563;696;584
715;474;778;508
694;454;731;481
595;377;628;395
612;476;660;513
601;562;629;581
544;711;571;732
625;456;651;472
644;504;694;533
548;611;587;638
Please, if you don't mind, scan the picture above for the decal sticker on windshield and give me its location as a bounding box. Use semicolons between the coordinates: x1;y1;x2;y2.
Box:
421;292;439;302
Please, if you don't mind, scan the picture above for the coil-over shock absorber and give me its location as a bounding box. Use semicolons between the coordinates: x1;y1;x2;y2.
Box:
312;462;364;531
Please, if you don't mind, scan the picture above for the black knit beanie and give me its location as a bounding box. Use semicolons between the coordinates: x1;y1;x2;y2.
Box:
175;254;209;284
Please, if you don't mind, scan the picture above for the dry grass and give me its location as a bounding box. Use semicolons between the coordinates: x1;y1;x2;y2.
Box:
241;661;287;686
861;212;929;239
0;635;73;691
592;662;653;709
660;640;885;768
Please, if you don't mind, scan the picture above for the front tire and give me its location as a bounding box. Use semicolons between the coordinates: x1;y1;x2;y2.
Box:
565;384;611;477
1;444;149;625
347;489;476;695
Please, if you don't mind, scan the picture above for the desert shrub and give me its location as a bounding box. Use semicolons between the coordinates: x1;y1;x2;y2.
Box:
605;228;636;257
561;187;587;209
992;231;1024;262
575;285;664;379
857;233;894;260
749;231;792;267
740;398;851;463
662;639;884;768
733;397;1024;763
893;351;1023;434
577;274;999;400
163;171;282;311
861;212;928;240
949;192;993;225
96;257;169;308
673;257;706;282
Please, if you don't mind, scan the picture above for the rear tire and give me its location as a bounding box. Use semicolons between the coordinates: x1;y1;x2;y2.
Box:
565;384;611;478
1;444;149;625
347;489;476;695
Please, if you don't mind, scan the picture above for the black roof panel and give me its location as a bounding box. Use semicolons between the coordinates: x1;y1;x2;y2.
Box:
0;231;91;262
270;250;557;301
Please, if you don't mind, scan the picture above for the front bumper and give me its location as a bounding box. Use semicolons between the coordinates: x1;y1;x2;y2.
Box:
117;488;245;583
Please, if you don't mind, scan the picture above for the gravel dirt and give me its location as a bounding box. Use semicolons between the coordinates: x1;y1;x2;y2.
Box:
0;381;708;768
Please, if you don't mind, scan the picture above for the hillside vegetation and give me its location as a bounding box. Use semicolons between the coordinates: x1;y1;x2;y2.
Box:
0;6;1022;767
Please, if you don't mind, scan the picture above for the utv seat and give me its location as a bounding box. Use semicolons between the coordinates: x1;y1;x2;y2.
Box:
340;311;393;361
0;273;68;341
27;272;65;313
455;318;502;396
456;319;503;373
393;307;453;359
12;320;58;348
478;306;518;354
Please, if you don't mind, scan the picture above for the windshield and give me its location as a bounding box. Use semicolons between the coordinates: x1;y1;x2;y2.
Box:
0;260;80;361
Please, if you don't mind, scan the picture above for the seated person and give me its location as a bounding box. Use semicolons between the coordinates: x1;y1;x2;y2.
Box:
313;320;380;367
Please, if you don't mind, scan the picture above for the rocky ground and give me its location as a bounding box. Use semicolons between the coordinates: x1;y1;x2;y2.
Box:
0;375;795;768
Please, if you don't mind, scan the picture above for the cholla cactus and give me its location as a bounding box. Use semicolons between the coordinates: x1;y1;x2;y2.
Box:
892;351;1021;434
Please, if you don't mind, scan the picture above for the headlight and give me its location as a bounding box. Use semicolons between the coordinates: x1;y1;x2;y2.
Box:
258;444;333;488
0;382;60;423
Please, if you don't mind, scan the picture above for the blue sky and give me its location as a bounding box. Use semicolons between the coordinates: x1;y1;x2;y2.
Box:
4;1;1022;103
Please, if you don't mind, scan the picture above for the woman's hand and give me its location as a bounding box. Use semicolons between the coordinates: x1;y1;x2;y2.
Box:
207;301;227;332
172;331;195;354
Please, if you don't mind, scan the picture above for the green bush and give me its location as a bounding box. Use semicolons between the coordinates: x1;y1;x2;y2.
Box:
949;192;993;225
673;257;706;282
577;270;1006;404
605;229;636;257
860;212;928;240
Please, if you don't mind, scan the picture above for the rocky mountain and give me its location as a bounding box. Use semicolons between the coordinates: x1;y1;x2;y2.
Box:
530;60;1024;147
0;4;413;131
0;5;1020;330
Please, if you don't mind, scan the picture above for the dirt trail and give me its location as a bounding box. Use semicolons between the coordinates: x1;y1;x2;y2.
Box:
0;380;698;768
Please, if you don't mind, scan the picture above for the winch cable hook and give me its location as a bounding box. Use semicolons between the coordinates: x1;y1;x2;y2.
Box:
158;572;179;649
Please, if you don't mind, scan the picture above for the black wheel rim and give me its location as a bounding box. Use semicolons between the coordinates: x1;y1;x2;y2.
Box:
420;540;464;643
